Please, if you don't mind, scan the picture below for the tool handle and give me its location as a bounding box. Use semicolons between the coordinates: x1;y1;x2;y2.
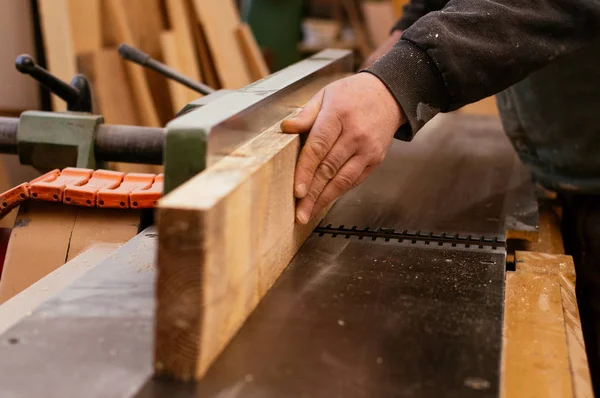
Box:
118;44;215;95
16;55;93;112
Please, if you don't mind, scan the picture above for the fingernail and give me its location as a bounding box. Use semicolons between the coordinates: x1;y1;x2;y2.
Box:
296;209;309;224
295;183;307;198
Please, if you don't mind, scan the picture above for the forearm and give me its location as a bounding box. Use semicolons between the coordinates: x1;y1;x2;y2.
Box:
366;0;600;139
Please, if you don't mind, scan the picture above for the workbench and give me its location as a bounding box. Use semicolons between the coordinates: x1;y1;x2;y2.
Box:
0;50;592;398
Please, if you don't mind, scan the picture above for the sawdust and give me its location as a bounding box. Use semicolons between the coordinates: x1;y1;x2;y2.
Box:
136;262;156;273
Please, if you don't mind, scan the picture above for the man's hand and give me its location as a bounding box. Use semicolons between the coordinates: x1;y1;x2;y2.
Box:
281;73;406;224
361;30;403;69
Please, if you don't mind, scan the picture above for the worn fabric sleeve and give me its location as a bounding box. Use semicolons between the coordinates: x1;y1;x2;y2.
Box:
365;0;600;139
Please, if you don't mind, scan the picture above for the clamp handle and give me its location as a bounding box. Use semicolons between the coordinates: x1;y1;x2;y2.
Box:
118;44;215;96
16;54;93;113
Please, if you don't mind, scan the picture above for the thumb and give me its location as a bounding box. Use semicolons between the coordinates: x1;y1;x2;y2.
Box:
281;89;325;134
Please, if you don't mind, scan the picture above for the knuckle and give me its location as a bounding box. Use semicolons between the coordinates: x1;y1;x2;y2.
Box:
305;186;321;202
317;161;337;180
333;173;355;191
352;129;370;144
308;138;329;159
373;152;386;165
333;105;348;120
365;147;386;166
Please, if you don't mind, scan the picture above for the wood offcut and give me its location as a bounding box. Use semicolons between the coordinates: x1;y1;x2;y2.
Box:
155;111;327;380
502;251;593;398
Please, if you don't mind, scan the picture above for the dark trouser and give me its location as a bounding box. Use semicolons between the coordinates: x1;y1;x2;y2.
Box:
495;40;600;394
562;195;600;395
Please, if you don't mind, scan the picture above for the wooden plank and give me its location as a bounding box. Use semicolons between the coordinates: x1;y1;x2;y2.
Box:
68;0;102;54
155;112;327;380
160;31;192;114
502;251;593;398
191;19;220;89
191;0;252;88
38;0;78;111
118;0;164;58
561;269;595;398
343;0;373;59
527;204;565;255
77;50;139;125
236;23;270;81
92;49;139;124
0;202;78;303
459;96;499;116
392;0;408;18
360;0;398;48
165;0;204;103
0;243;119;335
116;0;174;125
0;201;140;304
105;0;161;127
64;207;139;261
78;50;160;173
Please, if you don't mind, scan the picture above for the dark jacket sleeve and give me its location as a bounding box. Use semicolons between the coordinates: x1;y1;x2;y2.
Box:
392;0;449;31
365;0;600;140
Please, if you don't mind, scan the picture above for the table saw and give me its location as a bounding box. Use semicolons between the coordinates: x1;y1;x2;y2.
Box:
0;49;591;398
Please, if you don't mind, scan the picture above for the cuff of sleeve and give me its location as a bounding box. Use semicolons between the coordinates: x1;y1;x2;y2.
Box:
363;40;450;140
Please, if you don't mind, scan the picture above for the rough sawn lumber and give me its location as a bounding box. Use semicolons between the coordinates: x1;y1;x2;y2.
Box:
155;111;326;380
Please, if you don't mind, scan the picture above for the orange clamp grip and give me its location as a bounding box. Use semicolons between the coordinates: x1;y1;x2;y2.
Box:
130;174;163;209
30;168;93;202
30;169;61;184
0;184;30;217
97;173;155;209
63;169;124;207
0;169;60;216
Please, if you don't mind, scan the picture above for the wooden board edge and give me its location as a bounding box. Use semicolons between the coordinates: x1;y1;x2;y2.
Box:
502;251;593;398
154;111;328;380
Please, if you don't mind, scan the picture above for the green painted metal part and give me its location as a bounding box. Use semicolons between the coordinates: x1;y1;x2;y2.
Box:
241;0;303;71
163;128;208;195
17;111;103;170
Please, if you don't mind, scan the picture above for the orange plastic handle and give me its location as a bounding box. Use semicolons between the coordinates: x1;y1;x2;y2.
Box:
30;168;93;202
64;170;124;207
0;169;61;216
130;174;163;209
97;173;155;209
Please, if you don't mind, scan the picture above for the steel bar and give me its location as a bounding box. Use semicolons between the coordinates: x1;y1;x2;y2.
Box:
95;124;164;165
0;117;18;154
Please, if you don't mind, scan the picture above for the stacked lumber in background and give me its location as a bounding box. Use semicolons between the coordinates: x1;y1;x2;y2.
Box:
37;0;269;127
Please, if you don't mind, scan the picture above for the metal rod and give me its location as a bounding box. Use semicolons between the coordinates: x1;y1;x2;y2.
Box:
118;44;215;95
0;117;164;165
0;117;18;154
95;124;165;165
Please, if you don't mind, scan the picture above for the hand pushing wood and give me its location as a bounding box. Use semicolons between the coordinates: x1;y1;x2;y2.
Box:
281;73;406;224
